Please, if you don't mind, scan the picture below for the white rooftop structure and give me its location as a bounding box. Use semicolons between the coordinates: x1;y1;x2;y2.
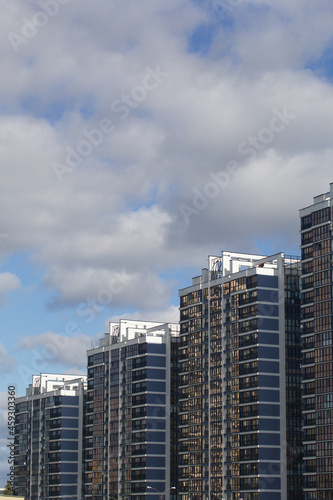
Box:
26;373;87;396
96;318;180;347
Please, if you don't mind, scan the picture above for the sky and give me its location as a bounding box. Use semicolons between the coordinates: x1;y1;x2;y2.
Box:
1;0;333;485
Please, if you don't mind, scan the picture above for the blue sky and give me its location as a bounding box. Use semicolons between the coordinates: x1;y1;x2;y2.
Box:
1;0;333;485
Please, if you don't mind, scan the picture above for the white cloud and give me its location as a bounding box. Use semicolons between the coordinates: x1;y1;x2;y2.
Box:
17;331;95;372
0;273;21;306
209;1;333;72
0;0;332;318
0;344;15;375
46;266;175;315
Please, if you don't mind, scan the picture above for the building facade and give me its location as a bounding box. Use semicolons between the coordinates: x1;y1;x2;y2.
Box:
14;373;87;500
300;184;333;499
85;319;180;500
179;252;303;500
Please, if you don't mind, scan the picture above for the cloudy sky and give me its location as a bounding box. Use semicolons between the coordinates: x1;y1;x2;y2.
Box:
1;0;333;484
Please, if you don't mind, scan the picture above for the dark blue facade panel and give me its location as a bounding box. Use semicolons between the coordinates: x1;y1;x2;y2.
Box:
258;419;280;431
146;418;166;430
60;441;78;451
258;346;279;359
258;332;279;346
258;318;279;331
259;493;281;500
146;393;166;405
258;477;281;490
61;429;78;439
147;406;166;418
61;418;79;428
146;456;165;468
147;355;166;367
146;380;166;393
146;443;165;455
258;389;280;402
257;288;279;303
147;368;166;380
258;375;280;388
259;433;280;446
259;447;280;461
61;407;79;417
257;304;279;317
259;463;281;475
60;462;78;473
259;404;280;417
60;485;77;495
146;469;166;480
60;474;78;484
147;344;166;354
60;452;78;461
146;431;166;442
257;275;279;289
259;360;280;373
144;482;165;493
60;396;79;405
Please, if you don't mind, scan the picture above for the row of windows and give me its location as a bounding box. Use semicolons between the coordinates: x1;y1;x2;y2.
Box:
121;344;147;360
301;207;330;230
225;305;258;323
302;246;313;260
304;224;331;245
303;285;332;305
232;419;259;433
226;290;258;308
180;305;202;321
302;275;313;290
317;426;333;440
316;360;333;377
302;261;313;274
301;230;313;245
204;285;222;302
303;303;333;321
306;474;333;488
317;441;333;456
88;365;104;377
315;347;333;363
314;316;332;333
313;239;331;257
315;255;331;278
314;301;332;316
88;352;104;366
223;276;258;295
180;290;202;307
314;270;332;287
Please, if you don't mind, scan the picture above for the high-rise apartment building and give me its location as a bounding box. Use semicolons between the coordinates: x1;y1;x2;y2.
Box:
14;373;87;500
300;184;333;500
85;319;180;500
179;252;303;500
